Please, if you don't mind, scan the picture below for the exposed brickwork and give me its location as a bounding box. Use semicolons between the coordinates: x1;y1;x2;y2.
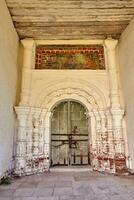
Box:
115;156;128;174
35;45;105;70
96;156;127;174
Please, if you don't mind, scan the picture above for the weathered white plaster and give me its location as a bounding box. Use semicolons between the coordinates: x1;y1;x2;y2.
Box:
119;17;134;170
0;0;19;178
15;39;128;175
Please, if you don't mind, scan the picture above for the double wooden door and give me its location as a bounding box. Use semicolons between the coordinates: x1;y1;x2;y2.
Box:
51;100;90;166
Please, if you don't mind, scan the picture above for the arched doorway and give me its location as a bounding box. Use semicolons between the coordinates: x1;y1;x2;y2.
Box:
51;100;90;167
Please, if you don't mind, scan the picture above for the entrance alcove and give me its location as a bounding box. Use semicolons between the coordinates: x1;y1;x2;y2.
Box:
41;83;106;168
15;81;128;175
14;39;128;175
0;0;133;180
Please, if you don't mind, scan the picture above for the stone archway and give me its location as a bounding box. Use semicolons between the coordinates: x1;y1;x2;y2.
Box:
15;83;107;174
15;81;127;175
44;85;121;172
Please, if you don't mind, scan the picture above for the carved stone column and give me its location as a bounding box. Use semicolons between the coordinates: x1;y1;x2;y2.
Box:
86;112;96;169
20;39;35;106
14;107;30;175
106;110;116;173
44;111;52;169
28;108;48;173
104;39;120;109
104;39;127;173
91;111;102;171
15;107;49;175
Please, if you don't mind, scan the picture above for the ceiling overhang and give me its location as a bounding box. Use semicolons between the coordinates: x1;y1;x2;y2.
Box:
5;0;134;40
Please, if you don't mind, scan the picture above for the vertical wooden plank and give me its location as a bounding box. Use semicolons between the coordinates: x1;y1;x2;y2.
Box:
67;101;71;135
67;100;72;165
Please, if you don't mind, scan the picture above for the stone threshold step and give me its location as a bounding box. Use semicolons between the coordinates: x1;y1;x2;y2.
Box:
50;166;92;172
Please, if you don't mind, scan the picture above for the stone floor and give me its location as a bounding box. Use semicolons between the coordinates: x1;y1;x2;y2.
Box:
0;170;134;200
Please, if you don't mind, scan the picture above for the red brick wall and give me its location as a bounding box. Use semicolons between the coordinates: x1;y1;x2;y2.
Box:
35;45;105;70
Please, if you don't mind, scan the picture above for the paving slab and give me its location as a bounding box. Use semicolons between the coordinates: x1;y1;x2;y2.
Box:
13;188;35;197
54;187;73;196
0;189;15;197
33;188;54;197
38;197;59;200
54;181;72;188
1;171;134;200
59;195;85;200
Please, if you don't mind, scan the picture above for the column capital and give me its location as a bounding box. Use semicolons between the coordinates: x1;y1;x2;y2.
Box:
111;109;124;117
15;106;31;118
21;38;35;50
104;38;118;51
111;109;124;129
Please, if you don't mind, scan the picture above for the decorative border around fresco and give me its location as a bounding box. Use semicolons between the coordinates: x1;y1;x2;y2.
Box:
35;45;105;70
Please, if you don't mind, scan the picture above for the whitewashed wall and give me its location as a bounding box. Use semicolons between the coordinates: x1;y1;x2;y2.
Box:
119;18;134;170
0;0;19;178
30;70;110;107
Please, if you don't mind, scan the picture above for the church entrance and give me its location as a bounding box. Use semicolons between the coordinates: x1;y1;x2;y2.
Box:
51;100;90;166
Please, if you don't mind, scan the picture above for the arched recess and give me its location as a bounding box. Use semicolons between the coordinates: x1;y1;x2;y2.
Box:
36;85;108;170
15;81;114;175
50;100;90;166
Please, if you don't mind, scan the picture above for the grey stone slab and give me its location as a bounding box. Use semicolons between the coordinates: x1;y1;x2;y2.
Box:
14;188;35;197
38;197;59;200
73;185;93;195
37;180;55;188
90;183;111;195
55;177;74;182
25;177;43;183
19;182;37;188
22;198;37;200
85;194;110;200
74;175;98;182
59;195;85;200
54;181;72;187
0;198;13;200
33;188;53;197
108;193;134;200
72;181;93;196
54;187;73;196
1;171;134;200
0;189;15;197
13;198;22;200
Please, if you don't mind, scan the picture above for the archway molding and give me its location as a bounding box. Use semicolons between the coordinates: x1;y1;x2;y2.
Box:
43;87;105;168
32;78;109;110
15;81;126;175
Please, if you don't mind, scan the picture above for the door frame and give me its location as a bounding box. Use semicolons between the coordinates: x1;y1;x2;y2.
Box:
49;99;92;167
43;87;102;171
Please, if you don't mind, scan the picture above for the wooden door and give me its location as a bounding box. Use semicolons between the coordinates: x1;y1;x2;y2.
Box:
51;100;89;166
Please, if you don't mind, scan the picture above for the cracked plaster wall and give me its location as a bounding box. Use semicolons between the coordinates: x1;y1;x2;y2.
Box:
0;0;19;177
